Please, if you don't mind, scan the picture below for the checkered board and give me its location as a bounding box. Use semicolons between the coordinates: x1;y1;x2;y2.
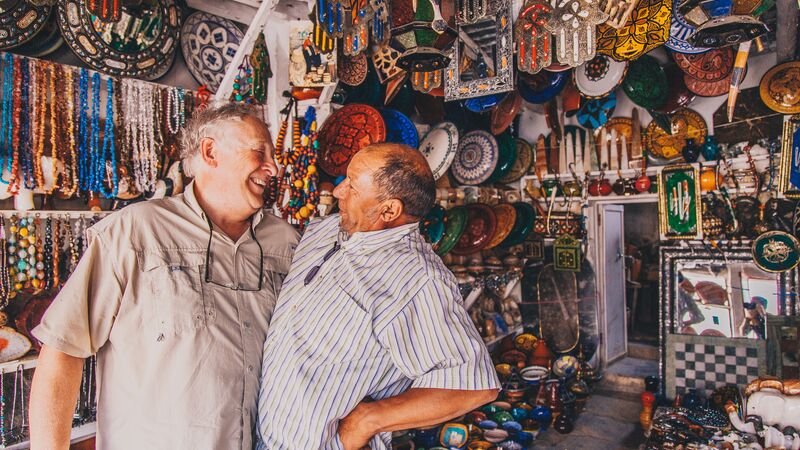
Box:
665;334;766;399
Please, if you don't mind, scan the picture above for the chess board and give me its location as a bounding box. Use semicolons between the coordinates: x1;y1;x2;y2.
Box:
665;334;766;399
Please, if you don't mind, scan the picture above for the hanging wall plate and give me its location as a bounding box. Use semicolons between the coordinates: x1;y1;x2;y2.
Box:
622;54;668;109
759;62;800;115
498;138;534;183
180;11;244;93
451;130;499;185
318;104;386;176
514;0;553;74
574;54;628;98
518;70;569;103
577;92;616;129
645;107;707;159
420;122;459;180
665;0;709;54
752;231;800;273
379;108;419;148
13;8;63;57
338;47;369;86
544;0;608;67
596;0;671;61
58;0;179;80
0;1;51;50
673;47;733;83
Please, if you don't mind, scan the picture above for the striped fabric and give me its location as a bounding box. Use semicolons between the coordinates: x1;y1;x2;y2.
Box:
256;215;500;449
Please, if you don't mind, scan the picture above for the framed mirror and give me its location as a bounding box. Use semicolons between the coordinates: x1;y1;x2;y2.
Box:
444;0;513;101
659;243;798;393
57;0;180;80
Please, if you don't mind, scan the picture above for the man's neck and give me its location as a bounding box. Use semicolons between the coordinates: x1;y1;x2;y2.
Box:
193;182;253;241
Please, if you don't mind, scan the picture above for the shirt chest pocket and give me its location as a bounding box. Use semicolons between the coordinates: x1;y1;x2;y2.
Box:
138;251;214;335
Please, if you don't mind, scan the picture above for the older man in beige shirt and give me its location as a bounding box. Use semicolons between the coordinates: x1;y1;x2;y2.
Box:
28;103;299;449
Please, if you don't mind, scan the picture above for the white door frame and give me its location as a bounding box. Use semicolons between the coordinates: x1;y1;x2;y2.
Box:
594;203;628;365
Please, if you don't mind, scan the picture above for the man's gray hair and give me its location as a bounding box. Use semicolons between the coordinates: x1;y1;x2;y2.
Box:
180;102;263;177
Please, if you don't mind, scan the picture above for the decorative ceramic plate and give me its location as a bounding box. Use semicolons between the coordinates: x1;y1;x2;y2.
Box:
489;132;519;183
379;108;419;148
594;116;639;156
420;204;446;247
491;90;523;135
645;108;707;159
437;206;468;256
181;11;244;92
752;231;800;273
451;130;499;185
338;49;369;87
574;55;628;98
577;92;617;129
664;0;709;54
759;61;800;114
622;55;668;109
595;0;672;61
499;139;534;184
318;104;386;176
485;204;517;249
656;64;695;113
499;202;536;247
464;93;507;113
419;122;459;180
673;47;733;83
518;71;569;104
684;64;745;97
0;1;51;50
452;203;498;255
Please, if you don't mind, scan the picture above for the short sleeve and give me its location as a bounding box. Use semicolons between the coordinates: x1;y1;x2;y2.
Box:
375;278;501;391
31;229;126;358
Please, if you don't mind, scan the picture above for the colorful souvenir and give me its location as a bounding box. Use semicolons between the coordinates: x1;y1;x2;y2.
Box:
553;355;580;377
658;163;702;239
499;202;535;247
289;23;337;87
451;130;499;185
518;70;569;103
600;0;637;28
621;55;667;109
498;139;534;184
452;203;497;255
371;44;405;83
544;0;608;67
318;104;386;176
338;48;369;86
58;0;180;80
665;0;709;54
437;206;468;255
180;12;244;93
689;15;767;48
419;122;459;180
0;2;51;50
485;204;517;249
673;47;733;82
379;108;419;148
489;132;518;182
553;233;582;271
645;108;707;160
596;0;671;61
439;422;469;448
752;231;800;273
577;92;616;129
421;204;446;247
574;55;628;98
490;91;522;135
464;93;506;113
726;40;750;122
656;64;695;113
759;62;800;115
515;0;553;74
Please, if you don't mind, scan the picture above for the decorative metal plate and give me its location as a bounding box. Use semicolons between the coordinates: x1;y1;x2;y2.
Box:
379;108;419;148
574;55;628;98
420;204;446;247
13;8;63;56
437;206;468;255
673;47;733;83
759;62;800;115
596;0;671;61
645;107;707;160
451;130;499;185
318;104;386;176
419;121;459;180
0;0;51;50
58;0;179;80
180;11;243;92
545;0;608;66
488;131;518;182
753;231;800;273
485;203;517;249
498;138;534;184
622;54;667;109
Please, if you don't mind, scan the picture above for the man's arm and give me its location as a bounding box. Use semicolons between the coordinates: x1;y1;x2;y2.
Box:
338;387;498;449
29;345;85;450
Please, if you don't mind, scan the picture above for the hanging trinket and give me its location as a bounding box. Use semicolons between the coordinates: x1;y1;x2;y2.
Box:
752;231;800;273
515;0;554;74
553;233;582;271
279;106;321;230
230;59;254;103
457;0;489;23
596;0;670;61
544;0;608;67
344;0;373;55
249;32;272;104
87;0;121;22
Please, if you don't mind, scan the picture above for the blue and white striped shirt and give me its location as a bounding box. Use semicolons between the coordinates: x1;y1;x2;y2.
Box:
256;215;500;449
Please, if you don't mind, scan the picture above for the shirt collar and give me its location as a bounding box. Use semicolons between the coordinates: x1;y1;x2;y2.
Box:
339;219;420;253
182;180;265;227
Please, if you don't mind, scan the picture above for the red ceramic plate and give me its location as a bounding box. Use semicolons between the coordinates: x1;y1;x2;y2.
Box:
318;104;386;176
490;90;522;135
673;47;734;83
684;63;747;98
655;64;695;113
451;203;497;255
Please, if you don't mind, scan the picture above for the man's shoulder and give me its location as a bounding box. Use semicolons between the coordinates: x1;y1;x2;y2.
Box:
257;212;301;251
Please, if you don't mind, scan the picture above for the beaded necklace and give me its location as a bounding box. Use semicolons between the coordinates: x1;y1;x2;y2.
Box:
8;60;21;194
47;62;58;193
18;59;34;190
43;218;52;291
280;106;320;230
0;54;14;183
7;215;41;293
59;66;79;197
95;77;118;198
165;87;185;135
51;218;60;289
0;369;5;447
0;218;9;310
87;72;102;193
32;60;47;190
77;69;90;193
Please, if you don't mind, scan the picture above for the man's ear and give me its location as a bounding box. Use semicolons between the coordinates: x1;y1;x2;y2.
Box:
379;198;404;223
199;137;218;168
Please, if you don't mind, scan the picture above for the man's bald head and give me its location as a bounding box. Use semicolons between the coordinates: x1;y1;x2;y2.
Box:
361;143;436;219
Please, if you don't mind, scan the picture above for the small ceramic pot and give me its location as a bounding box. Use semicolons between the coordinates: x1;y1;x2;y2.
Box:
588;173;612;196
520;365;549;387
682;138;701;163
700;166;720;191
701;135;719;161
634;172;651;193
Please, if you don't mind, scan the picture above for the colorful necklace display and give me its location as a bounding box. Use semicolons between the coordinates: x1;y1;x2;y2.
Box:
77;68;90;193
17;59;33;191
280;106;320;229
6;215;43;293
0;53;14;185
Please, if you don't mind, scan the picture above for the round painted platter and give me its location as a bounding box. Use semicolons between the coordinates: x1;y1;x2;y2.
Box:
485;204;518;249
436;206;468;256
644;107;707;160
420;204;446;247
452;203;498;255
379;108;419;148
419;122;459;181
0;1;51;50
593;117;638;157
491;90;523;135
518;71;570;104
684;63;745;97
655;64;695;112
759;61;800;114
338;49;369;87
574;55;628;99
595;0;672;61
318;104;386;177
499;202;536;248
498;139;534;184
665;0;709;54
181;11;244;93
622;55;668;110
451;130;499;185
464;93;508;113
489;132;519;183
577;92;616;129
752;231;800;273
673;47;733;83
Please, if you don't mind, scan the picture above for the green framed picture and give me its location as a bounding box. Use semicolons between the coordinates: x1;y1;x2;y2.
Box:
778;117;800;199
658;164;703;240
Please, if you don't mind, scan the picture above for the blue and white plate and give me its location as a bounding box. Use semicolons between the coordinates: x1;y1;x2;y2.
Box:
419;122;459;181
451;130;499;185
379;108;419;149
665;0;709;54
577;92;617;129
518;71;569;104
463;93;508;113
181;12;245;93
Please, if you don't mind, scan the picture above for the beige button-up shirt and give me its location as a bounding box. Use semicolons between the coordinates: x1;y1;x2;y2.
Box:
33;182;299;450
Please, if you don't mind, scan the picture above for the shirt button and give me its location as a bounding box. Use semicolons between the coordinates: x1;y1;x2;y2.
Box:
244;321;251;329
247;365;254;372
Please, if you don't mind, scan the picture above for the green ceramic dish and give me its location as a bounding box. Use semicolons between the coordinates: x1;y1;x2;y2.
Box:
436;206;468;256
488;132;518;183
420;204;446;247
499;202;536;248
622;55;667;110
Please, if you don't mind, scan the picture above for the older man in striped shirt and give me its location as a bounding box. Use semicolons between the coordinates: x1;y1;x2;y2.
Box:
256;143;500;449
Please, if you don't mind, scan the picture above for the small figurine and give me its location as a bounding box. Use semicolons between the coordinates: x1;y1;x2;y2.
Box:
289;48;308;87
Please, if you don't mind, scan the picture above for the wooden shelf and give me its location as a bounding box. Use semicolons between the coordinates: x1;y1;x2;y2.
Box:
0;354;37;373
0;210;112;219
